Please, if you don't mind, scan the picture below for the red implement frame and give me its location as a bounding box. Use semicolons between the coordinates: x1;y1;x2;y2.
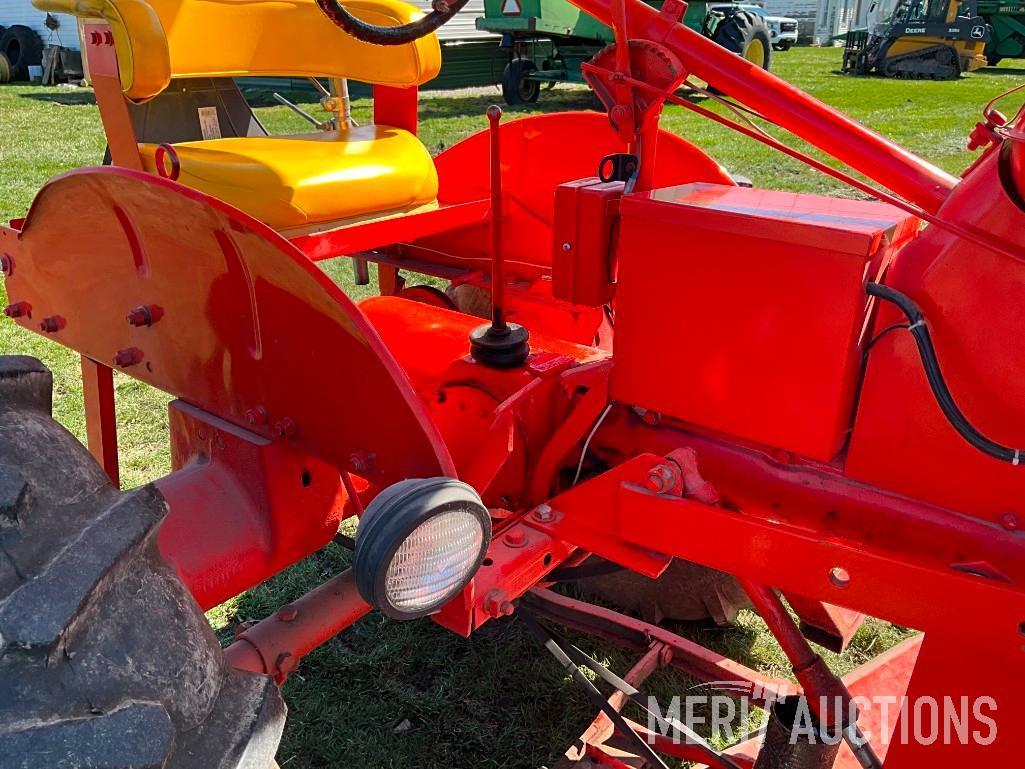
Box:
6;0;1025;765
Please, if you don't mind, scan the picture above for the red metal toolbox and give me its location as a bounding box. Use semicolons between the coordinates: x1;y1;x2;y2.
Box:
611;183;920;462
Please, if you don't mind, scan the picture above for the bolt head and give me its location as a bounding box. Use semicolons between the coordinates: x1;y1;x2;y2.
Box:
1001;512;1020;532
483;589;510;618
533;504;554;522
645;464;676;494
503;529;527;548
276;605;298;622
39;316;64;333
245;406;268;426
561;242;572;251
126;306;152;327
274;418;297;437
349;450;374;473
3;302;29;319
113;347;143;367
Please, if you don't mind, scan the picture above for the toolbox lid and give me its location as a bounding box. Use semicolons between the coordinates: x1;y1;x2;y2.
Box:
624;183;920;256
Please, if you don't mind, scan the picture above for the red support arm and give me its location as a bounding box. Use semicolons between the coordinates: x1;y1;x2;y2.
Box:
568;0;958;212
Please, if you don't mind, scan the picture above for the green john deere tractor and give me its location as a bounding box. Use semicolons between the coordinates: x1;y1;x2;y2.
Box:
477;0;773;104
979;0;1025;64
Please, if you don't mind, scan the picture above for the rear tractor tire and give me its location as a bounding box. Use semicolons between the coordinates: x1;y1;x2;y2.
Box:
0;25;42;82
711;10;773;71
0;356;285;769
502;57;541;105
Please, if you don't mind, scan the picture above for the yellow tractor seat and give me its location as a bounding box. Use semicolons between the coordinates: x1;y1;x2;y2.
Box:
139;125;440;230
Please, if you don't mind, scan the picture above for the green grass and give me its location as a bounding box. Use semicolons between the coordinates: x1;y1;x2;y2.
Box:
0;45;1010;767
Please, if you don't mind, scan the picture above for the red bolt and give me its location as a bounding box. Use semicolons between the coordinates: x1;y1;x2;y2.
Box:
483;589;515;618
126;304;162;327
641;409;661;426
274;652;297;679
1001;512;1020;532
349;450;374;473
276;605;298;622
39;316;65;333
274;417;297;437
0;254;13;276
503;529;527;548
245;406;268;426
3;302;30;319
113;347;144;367
645;464;677;494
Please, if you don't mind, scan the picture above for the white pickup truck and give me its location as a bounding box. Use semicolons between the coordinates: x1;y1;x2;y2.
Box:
710;3;800;50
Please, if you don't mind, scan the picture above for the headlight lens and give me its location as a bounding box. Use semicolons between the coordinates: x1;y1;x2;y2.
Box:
385;509;486;612
354;477;492;620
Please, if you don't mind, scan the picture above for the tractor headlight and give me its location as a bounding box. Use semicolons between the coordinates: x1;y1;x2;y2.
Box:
353;478;491;620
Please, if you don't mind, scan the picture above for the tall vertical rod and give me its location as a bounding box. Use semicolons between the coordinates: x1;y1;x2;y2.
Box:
487;105;508;330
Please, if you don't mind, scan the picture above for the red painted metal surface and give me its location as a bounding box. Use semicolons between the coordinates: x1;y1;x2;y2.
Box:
551;179;623;308
289;198;489;262
157;400;350;610
82;23;143;171
5;1;1025;764
534;449;1025;762
612;184;919;462
847;147;1025;523
81;355;120;487
373;85;419;135
224;568;371;682
570;0;957;212
409;112;734;281
4;168;454;486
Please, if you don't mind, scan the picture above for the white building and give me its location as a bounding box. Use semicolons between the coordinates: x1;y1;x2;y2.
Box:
0;0;79;50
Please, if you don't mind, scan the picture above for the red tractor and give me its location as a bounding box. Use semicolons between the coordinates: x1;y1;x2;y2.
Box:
1;0;1023;766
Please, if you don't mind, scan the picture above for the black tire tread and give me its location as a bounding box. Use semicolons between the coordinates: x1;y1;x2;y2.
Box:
710;10;772;70
502;57;541;105
0;356;285;769
0;25;43;81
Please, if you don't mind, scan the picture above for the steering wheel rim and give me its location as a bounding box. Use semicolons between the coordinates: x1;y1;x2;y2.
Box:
316;0;471;45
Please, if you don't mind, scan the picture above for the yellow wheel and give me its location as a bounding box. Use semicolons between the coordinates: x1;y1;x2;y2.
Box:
709;10;772;71
744;37;766;66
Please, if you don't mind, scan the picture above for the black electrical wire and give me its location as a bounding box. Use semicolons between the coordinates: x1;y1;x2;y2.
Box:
866;282;1024;466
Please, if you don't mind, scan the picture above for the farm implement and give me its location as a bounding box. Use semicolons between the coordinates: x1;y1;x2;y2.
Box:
475;0;773;105
1;0;1025;766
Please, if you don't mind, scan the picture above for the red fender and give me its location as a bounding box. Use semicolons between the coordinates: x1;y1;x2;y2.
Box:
3;167;455;485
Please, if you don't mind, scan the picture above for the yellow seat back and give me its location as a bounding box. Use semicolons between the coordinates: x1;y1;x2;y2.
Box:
34;0;441;101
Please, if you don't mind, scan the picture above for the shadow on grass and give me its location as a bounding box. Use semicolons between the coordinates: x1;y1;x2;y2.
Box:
20;90;97;106
222;544;766;769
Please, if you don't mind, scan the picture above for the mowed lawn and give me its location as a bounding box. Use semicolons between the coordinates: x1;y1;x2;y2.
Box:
0;46;1021;768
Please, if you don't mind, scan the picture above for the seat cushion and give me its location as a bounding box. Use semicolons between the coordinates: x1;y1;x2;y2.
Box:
140;124;439;229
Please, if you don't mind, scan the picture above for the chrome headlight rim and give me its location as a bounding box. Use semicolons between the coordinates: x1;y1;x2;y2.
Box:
353;477;492;620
